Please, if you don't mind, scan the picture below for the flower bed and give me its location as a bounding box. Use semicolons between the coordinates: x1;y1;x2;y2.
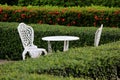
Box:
0;5;120;27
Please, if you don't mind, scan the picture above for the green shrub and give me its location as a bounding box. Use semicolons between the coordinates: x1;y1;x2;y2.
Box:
1;0;118;7
0;22;120;60
0;0;18;5
0;73;84;80
0;41;120;79
0;5;120;27
0;0;120;7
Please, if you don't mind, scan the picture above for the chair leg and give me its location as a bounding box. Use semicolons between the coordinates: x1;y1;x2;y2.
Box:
22;50;27;60
43;49;47;55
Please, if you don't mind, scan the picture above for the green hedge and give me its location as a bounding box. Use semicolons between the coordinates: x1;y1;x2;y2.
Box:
0;5;120;27
0;73;83;80
0;22;120;60
17;0;120;7
0;0;120;7
0;0;18;5
0;41;120;79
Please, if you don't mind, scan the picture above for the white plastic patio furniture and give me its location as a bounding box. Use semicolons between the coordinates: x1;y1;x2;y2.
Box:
17;23;47;60
42;36;79;52
94;24;103;47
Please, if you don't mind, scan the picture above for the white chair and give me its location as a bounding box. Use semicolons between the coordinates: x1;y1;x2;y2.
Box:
17;23;47;60
94;24;103;47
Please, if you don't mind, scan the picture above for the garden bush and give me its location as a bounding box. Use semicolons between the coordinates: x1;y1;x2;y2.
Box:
0;73;83;80
0;41;120;79
0;22;120;60
17;0;120;7
0;5;120;27
0;0;18;5
0;0;120;7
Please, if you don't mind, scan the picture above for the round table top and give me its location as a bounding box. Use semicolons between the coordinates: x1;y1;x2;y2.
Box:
42;36;79;41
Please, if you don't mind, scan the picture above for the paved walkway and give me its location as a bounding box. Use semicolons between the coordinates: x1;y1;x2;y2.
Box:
0;60;13;65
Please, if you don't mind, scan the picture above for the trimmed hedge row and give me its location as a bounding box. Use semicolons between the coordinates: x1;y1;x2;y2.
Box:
0;0;120;7
18;0;120;7
0;22;120;60
0;41;120;79
0;73;83;80
0;5;120;27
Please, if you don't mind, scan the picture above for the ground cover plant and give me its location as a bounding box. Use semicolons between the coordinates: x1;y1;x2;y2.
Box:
0;22;120;60
0;41;120;80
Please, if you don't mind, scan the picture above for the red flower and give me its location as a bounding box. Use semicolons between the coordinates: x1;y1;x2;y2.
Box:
94;15;99;20
114;11;120;15
57;18;60;21
38;20;43;24
93;22;96;26
4;14;8;18
49;20;52;23
55;11;59;15
106;17;109;20
0;8;2;13
21;14;26;18
14;10;21;13
99;17;102;20
72;21;76;24
62;18;65;22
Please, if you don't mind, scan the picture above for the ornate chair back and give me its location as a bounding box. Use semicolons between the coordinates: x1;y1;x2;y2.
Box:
18;23;34;48
94;24;103;47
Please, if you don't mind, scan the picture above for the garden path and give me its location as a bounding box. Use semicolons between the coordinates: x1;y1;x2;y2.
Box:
0;60;13;65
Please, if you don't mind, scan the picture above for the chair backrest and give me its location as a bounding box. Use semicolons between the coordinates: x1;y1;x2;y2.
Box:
94;24;103;47
17;23;34;48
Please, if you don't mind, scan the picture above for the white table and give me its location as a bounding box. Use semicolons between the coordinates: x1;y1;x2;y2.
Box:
42;36;79;52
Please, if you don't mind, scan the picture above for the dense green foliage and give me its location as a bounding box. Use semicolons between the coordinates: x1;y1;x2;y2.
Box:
0;0;18;5
0;0;120;7
0;41;120;79
0;22;120;60
0;5;120;27
17;0;120;7
0;73;84;80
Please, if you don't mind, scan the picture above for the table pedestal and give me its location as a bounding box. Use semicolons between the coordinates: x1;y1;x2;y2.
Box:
47;41;69;53
48;41;52;53
63;41;69;51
